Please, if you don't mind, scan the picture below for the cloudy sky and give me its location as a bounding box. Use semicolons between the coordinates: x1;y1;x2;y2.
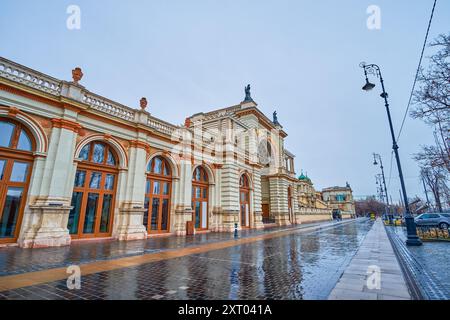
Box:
1;0;449;203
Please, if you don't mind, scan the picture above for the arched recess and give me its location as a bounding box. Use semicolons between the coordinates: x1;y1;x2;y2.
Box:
239;173;252;228
0;107;48;154
191;165;211;231
74;134;128;169
68;140;119;238
147;151;179;179
238;170;254;189
144;155;173;234
257;135;278;168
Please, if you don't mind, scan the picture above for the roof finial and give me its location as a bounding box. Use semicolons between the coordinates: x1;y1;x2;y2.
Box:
140;97;148;110
72;67;83;84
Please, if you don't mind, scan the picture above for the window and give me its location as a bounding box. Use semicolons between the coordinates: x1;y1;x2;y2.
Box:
0;121;15;148
77;141;116;166
0;118;35;243
68;141;118;238
148;156;171;176
240;174;250;188
144;156;172;233
0;120;33;151
239;174;251;228
192;166;209;230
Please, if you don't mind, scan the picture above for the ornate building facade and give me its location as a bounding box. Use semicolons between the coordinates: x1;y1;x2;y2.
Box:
0;57;355;248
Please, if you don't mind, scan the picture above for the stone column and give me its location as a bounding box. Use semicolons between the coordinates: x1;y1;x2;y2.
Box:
18;118;80;248
268;176;291;226
114;140;148;241
290;183;301;224
173;159;193;235
252;168;264;229
218;162;240;232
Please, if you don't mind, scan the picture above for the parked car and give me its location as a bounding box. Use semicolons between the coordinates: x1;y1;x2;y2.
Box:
414;213;450;229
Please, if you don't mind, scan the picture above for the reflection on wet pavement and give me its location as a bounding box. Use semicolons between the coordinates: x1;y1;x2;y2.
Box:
0;224;315;276
0;219;372;300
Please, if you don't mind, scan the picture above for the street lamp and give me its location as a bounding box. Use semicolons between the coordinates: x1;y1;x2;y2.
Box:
360;62;422;246
373;153;393;224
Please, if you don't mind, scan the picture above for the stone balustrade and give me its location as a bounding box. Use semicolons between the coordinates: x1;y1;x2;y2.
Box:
147;117;177;135
0;57;62;96
83;92;135;121
0;56;180;137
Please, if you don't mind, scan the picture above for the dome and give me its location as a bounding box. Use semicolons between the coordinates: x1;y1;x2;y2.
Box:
298;171;307;180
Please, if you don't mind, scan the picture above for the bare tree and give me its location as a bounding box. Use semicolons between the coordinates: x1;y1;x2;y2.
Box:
355;197;386;217
412;33;450;173
420;166;447;212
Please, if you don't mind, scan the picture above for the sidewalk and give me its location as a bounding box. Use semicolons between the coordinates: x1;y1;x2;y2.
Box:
328;218;411;300
0;219;353;277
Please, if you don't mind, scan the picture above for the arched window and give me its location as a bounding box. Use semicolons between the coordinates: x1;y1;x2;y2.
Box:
68;141;118;238
0;118;35;243
192;166;208;230
0;119;34;151
240;174;250;188
144;156;172;234
239;174;251;228
193;166;208;183
78;141;116;166
257;138;274;167
147;156;171;176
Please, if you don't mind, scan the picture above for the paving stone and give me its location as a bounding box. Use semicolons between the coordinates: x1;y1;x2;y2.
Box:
328;219;411;300
0;220;373;300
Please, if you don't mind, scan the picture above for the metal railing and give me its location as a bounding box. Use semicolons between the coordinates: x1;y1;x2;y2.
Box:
416;226;450;241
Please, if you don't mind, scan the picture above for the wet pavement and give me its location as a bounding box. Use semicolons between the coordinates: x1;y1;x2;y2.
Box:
0;219;373;300
387;226;450;299
0;223;325;276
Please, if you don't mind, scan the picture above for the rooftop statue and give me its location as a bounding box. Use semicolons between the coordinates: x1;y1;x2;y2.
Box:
243;84;253;102
273;111;280;125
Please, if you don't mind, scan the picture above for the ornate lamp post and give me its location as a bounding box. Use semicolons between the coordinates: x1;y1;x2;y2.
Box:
360;62;422;246
373;153;392;224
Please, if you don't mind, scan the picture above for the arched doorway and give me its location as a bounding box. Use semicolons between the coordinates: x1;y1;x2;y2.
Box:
0;118;35;243
144;156;172;234
192;166;208;230
240;174;251;228
68;141;118;238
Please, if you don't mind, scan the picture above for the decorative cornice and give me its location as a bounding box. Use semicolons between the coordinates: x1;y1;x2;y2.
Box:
51;118;82;133
130;139;150;151
0;81;61;107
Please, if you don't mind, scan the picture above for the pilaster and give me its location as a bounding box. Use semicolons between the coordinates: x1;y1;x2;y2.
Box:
114;140;147;241
18;118;80;247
